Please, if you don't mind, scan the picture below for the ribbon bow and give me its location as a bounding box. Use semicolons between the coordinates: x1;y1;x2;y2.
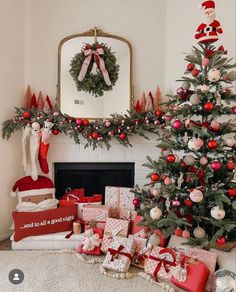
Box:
81;229;102;251
78;44;112;86
108;245;133;262
149;248;176;282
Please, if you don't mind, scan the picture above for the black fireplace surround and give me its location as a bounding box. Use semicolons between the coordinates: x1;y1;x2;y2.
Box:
54;162;135;201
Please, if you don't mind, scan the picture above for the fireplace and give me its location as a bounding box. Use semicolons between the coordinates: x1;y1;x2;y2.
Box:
54;162;135;201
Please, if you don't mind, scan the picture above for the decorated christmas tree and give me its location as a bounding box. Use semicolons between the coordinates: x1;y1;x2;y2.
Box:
133;0;236;249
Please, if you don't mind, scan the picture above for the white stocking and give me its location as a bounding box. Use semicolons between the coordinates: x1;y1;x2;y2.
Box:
30;122;41;181
22;125;31;175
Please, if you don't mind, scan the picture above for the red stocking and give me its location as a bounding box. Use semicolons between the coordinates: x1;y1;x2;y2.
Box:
38;141;49;174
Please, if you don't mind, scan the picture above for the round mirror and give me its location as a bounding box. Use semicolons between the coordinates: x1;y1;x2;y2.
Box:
57;28;133;119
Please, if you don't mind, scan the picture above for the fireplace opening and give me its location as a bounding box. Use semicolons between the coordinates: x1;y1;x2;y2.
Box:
54;162;135;201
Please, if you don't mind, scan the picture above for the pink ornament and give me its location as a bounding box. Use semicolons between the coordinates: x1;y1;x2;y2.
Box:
165;113;172;121
210;120;220;131
154;120;160;126
200;157;208;165
133;198;140;207
194;137;204;148
172;199;181;207
202;57;210;66
164;177;172;186
53;111;60;117
222;73;229;81
200;85;209;92
182;229;191;239
152;189;159;197
76;119;83;125
225;137;235;147
211;160;222;171
172;119;182;129
233;107;236;115
105;120;111;127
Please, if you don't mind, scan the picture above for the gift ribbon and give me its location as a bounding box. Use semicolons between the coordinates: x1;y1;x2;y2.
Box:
82;232;101;251
78;44;112;86
108;245;133;262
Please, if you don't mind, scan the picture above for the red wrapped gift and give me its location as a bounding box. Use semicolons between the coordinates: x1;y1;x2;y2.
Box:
131;215;150;236
76;227;103;255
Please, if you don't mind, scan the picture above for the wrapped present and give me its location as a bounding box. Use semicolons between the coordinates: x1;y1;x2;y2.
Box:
131;215;150;237
82;205;110;229
102;236;135;272
76;228;103;255
119;208;137;222
144;247;177;282
105;186;135;218
129;237;151;268
77;194;102;218
175;246;217;291
101;218;129;253
128;234;147;253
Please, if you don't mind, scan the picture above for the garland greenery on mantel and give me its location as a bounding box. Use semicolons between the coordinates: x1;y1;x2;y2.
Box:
2;108;165;150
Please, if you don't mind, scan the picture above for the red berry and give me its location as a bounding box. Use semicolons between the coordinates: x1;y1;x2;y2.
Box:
150;173;160;182
187;63;195;71
91;131;99;139
226;161;236;171
155;110;163;117
22;111;31;119
83;119;89;126
119;133;127;140
203;102;214;111
184;199;193;207
166;154;176;163
174;228;183;237
191;68;200;77
228;189;236;197
216;236;226;246
208;140;218;149
52;129;59;135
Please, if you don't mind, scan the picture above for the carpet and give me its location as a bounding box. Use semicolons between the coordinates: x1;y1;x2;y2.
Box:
0;251;167;292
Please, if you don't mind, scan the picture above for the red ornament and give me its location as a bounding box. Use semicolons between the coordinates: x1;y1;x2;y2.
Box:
181;161;187;168
211;160;222;171
83;119;89;126
172;120;182;129
22;111;31;119
174;228;183;237
150;173;160;182
216;236;226;246
119;133;127;140
187;63;195;71
52;129;59;135
191;68;200;77
91;131;99;139
205;49;214;58
228;189;236;197
184;199;193;207
232;107;236;115
166;154;176;163
155;110;163;117
75;119;83;126
226;161;236;171
133;198;140;207
208;140;218;149
203;102;214;111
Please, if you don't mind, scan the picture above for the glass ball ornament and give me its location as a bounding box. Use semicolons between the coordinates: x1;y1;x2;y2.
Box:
227;189;236;197
228;70;236;81
211;206;225;220
194;137;204;148
226;160;235;171
210;120;220;131
188;139;200;151
200;157;208;165
202;57;209;66
76;118;83;125
184;199;193;207
225;137;235;147
164;177;172;186
150;207;162;220
152;188;160;197
172;119;183;129
232;106;236;115
83;119;89;126
133;198;140;207
182;229;191;239
207;68;221;82
193;226;206;239
189;94;200;105
190;189;203;203
216;236;226;246
208;140;218;149
174;228;183;237
192;68;200;77
187;63;195;71
172;198;181;207
22;111;31;119
166;154;176;163
184;155;195;166
150;173;160;182
211;160;222;171
199;84;209;92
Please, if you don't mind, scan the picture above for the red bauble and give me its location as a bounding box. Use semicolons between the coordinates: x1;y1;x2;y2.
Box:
208;140;218;149
227;161;236;171
91;131;99;139
174;228;183;237
211;160;222;171
133;197;140;207
150;173;160;182
187;63;195;71
83;119;89;126
155;110;163;117
184;199;193;207
75;118;83;125
119;133;127;140
181;161;187;168
166;154;176;163
22;111;31;119
228;189;236;197
203;102;214;111
172;120;182;129
232;106;236;115
191;68;200;77
52;129;59;135
216;236;226;246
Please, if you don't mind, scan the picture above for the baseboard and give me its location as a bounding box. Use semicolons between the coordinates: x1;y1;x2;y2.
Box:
0;232;13;241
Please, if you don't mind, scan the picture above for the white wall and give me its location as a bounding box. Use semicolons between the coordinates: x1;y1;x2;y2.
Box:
0;0;25;239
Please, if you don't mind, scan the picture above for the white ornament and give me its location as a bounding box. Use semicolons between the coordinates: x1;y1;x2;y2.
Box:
188;138;202;151
228;70;236;81
152;188;159;197
199;84;209;92
211;206;225;220
150;207;162;220
189;94;200;105
190;189;203;203
193;226;206;239
184;155;195;166
225;137;235;147
208;68;221;82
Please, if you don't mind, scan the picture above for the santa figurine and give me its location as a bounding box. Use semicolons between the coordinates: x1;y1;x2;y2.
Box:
195;0;223;43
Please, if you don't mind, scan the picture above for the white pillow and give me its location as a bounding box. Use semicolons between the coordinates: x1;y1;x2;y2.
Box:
16;199;59;212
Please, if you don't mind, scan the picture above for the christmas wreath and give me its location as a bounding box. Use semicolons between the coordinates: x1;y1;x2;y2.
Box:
69;42;119;97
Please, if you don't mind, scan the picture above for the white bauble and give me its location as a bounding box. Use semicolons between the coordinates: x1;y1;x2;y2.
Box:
200;157;208;165
190;189;203;203
199;84;209;92
211;206;225;220
228;70;236;81
152;188;160;197
225;137;235;147
148;234;160;246
207;68;221;82
193;226;206;239
188;139;200;151
189;94;200;105
150;207;162;220
184;155;195;166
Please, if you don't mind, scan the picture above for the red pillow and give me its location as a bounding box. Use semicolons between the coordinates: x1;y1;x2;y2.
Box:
12;206;77;242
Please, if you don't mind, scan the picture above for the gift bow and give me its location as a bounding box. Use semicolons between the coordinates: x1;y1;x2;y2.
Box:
149;248;177;282
82;231;102;251
78;44;112;86
108;245;133;262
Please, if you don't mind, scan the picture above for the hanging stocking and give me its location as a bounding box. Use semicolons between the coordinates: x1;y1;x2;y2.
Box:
22;124;32;175
38;121;53;174
30;122;41;181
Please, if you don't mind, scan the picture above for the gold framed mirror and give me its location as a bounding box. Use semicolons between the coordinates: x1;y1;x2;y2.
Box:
57;27;133;119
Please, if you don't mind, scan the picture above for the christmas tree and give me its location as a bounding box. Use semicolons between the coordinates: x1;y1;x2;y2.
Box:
133;0;236;249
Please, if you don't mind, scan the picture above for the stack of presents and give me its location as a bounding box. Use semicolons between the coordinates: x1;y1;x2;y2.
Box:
11;175;220;292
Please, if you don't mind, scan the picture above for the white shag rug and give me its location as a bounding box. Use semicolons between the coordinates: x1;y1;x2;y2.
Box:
0;251;168;292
